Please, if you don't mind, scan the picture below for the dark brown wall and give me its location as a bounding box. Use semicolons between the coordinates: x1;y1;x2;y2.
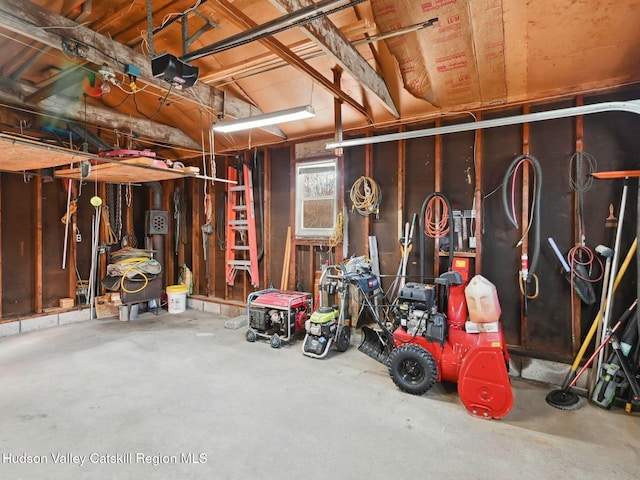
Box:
313;89;638;359
371;137;399;292
269;146;292;289
1;174;36;316
42;178;71;308
2;89;640;363
405;127;437;281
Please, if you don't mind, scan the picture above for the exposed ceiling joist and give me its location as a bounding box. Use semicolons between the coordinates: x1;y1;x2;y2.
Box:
215;0;371;121
0;76;202;151
271;0;399;118
0;0;283;135
40;96;202;150
199;19;375;85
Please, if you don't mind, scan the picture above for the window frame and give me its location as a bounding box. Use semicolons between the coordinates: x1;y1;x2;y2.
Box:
294;157;338;239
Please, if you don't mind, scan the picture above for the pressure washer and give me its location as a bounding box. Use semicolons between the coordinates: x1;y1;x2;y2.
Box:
301;264;353;359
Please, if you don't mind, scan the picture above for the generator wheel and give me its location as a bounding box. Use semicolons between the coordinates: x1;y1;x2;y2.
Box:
246;329;256;343
388;344;437;396
270;334;281;349
335;326;351;352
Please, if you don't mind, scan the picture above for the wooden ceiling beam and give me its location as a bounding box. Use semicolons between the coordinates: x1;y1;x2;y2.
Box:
270;0;399;118
199;19;374;85
0;0;275;130
0;76;201;150
216;0;372;122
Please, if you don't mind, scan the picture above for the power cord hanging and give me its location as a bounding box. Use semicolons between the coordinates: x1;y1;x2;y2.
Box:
350;176;381;217
328;211;344;248
419;192;454;280
423;194;450;238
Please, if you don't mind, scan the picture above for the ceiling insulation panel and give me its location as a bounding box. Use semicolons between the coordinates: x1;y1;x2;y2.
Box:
371;0;506;109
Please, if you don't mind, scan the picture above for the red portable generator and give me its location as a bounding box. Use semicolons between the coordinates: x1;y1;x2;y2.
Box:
245;289;313;348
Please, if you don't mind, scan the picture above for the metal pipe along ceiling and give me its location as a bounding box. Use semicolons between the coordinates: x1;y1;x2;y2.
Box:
325;100;640;149
182;0;362;62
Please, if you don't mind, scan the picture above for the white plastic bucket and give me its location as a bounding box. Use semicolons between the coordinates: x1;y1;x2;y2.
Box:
465;275;501;323
166;284;188;314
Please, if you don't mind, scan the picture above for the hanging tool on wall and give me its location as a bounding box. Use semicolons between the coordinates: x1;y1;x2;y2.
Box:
202;193;213;294
173;188;187;256
105;183;121;247
419;192;454;281
115;183;123;240
502;154;542;313
121;183;137;248
61;178;77;269
201;126;218;293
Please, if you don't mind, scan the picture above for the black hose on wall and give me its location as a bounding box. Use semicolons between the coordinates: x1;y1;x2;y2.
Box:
502;154;543;282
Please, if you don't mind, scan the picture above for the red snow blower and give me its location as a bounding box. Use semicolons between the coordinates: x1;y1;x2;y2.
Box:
358;257;513;419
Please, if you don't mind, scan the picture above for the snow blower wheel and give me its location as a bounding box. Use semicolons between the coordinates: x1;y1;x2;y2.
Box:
389;344;438;395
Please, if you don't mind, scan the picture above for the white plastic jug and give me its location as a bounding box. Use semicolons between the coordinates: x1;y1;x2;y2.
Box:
464;275;501;323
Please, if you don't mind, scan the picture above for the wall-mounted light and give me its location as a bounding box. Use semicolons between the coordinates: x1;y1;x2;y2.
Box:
212;105;315;133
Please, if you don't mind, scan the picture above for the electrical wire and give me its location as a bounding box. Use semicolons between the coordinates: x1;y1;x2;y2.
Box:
567;244;603;283
350;176;382;217
133;83;174;120
569;151;597;244
567;243;603;348
328;212;344;248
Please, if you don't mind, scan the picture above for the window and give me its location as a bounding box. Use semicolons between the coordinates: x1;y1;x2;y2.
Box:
295;158;337;238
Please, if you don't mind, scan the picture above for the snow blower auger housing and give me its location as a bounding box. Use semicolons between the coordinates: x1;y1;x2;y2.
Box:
245;289;313;348
302;265;353;359
358;258;513;419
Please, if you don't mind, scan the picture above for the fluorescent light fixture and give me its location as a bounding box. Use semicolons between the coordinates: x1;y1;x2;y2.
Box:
212;105;315;133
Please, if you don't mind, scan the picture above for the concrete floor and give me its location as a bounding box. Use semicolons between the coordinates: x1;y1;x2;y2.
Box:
0;308;638;480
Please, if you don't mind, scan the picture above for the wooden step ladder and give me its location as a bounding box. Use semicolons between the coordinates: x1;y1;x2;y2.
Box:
226;164;259;287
